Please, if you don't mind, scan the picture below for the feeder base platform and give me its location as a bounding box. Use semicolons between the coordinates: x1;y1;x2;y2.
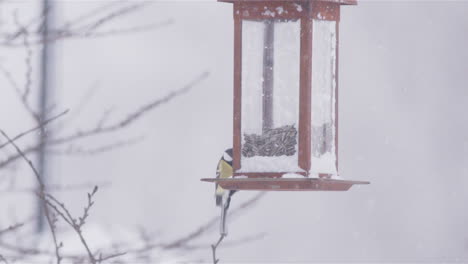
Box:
201;177;369;191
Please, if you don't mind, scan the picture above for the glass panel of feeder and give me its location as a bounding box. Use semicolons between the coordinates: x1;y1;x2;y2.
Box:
240;20;302;173
311;20;337;175
271;20;301;170
241;20;264;136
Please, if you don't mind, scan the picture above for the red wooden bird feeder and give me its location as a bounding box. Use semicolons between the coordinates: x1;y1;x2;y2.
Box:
202;0;369;191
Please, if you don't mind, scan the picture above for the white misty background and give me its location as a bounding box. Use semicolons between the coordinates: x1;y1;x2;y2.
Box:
0;0;467;263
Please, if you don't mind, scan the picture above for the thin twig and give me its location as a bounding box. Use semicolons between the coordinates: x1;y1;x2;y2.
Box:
0;63;38;121
176;232;267;251
0;130;62;264
12;11;40;122
0;109;69;150
0;240;122;263
167;192;264;249
78;186;98;228
43;198;74;227
78;3;150;35
0;2;164;47
211;234;226;264
48;137;144;156
21;27;33;104
60;2;121;30
0;65;21;95
0;181;110;195
43;186;125;263
45;189;97;264
69;20;174;39
0;71;208;169
53;81;101;134
96;252;127;263
54;72;206;142
3;3;50;43
0;223;24;236
130;192;265;255
0;240;46;256
0;144;40;168
71;71;209;136
210;193;242;264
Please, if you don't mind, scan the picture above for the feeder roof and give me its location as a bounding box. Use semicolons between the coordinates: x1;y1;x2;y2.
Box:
219;0;357;5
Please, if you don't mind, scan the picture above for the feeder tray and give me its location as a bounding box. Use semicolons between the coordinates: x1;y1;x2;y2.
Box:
201;177;369;191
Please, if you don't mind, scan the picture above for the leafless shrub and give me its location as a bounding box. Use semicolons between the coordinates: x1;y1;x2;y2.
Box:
0;2;173;47
0;2;266;263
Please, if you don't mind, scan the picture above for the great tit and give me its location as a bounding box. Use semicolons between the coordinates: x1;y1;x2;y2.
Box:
215;148;236;207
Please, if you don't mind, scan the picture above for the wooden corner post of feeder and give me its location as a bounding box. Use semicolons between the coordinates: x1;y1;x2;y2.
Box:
202;0;369;191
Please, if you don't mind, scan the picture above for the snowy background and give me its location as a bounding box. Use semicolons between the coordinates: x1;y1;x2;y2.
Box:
1;0;468;262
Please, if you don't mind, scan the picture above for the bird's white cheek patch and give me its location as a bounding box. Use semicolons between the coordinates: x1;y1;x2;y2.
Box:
223;152;233;162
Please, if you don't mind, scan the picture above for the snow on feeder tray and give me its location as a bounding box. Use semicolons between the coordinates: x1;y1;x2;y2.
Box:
202;0;369;191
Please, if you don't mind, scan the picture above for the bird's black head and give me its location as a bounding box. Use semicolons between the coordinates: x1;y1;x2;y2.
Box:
222;148;233;166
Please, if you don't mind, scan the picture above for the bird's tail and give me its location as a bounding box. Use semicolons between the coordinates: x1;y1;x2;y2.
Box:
216;195;222;207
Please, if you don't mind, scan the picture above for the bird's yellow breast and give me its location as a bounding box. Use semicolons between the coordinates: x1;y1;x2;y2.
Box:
216;159;233;195
217;160;233;179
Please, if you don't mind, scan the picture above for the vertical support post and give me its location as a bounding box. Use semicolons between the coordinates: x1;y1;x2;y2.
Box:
232;4;242;172
262;20;275;133
334;16;340;172
298;8;313;173
37;0;53;233
262;20;274;133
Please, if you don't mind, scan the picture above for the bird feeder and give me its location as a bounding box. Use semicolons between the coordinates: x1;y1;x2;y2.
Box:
202;0;369;191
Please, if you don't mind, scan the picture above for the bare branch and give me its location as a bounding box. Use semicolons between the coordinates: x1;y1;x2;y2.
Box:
0;70;209;167
45;191;96;263
44;186;125;264
56;81;101;132
0;223;25;237
0;130;62;264
0;181;110;195
0;240;47;256
48;136;144;156
0;132;42;189
0;2;165;47
96;252;127;263
34;71;208;146
0;255;7;264
177;232;267;251
205;193;266;263
11;10;40;122
211;234;225;264
0;3;213;264
78;186;98;228
4;3;50;43
114;71;209;128
96;108;114;129
60;2;121;31
19;22;33;103
0;63;38;121
43;197;74;227
0;109;69;150
0;144;41;168
76;2;150;35
69;19;174;39
0;239;119;263
129;192;265;255
0;65;21;95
